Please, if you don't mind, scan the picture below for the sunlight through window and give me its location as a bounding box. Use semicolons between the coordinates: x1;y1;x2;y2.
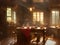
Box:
51;10;59;26
33;12;44;25
7;8;12;22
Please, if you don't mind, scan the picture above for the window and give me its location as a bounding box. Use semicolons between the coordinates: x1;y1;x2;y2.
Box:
7;8;16;23
51;10;59;26
33;12;44;25
33;0;44;3
7;8;12;22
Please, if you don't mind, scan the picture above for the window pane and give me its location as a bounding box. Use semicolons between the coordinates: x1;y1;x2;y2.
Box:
52;13;55;25
33;12;37;23
37;12;40;21
40;12;44;24
55;11;59;25
13;11;16;24
7;8;11;16
7;17;11;22
52;11;55;14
